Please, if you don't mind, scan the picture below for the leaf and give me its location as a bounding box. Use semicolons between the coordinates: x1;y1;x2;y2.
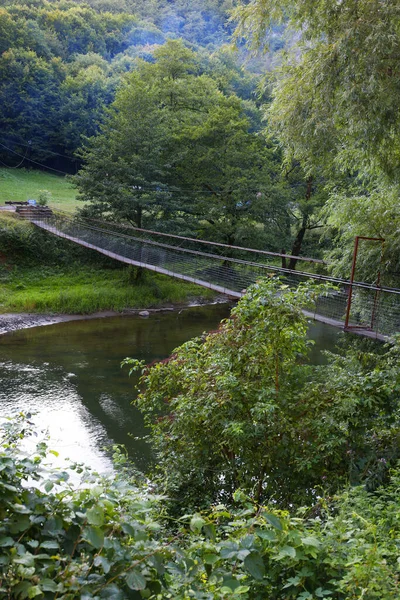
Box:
0;537;14;547
301;536;321;548
121;522;136;536
41;580;58;592
203;553;219;565
14;554;34;567
263;512;282;530
315;588;333;598
203;523;216;541
99;586;125;599
220;542;239;559
40;540;59;550
126;569;146;591
256;529;276;542
84;526;104;549
190;514;205;534
276;545;297;560
283;576;302;589
86;506;104;527
44;481;54;493
94;555;111;574
28;586;42;598
243;552;265;580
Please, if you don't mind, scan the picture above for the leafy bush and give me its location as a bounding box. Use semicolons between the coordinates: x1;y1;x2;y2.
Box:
1;415;400;599
37;190;52;207
127;279;400;509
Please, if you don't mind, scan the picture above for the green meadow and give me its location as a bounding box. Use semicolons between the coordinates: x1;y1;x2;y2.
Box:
0;168;79;212
0;212;214;314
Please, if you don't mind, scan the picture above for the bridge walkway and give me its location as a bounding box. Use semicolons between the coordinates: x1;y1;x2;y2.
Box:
28;212;400;341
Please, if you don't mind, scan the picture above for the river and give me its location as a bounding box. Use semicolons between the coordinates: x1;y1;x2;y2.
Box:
0;304;340;473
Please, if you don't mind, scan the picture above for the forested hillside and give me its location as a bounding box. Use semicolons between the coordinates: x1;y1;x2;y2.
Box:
1;0;399;277
0;0;279;172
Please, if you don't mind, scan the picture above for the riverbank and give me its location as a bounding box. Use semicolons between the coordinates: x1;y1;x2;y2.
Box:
0;296;232;336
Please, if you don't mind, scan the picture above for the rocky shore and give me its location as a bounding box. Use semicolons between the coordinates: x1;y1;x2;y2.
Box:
0;297;232;336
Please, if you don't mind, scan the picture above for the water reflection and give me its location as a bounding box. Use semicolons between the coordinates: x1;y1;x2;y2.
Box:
0;305;232;472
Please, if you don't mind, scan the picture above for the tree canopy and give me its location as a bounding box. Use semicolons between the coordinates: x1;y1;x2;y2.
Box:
233;0;400;281
127;279;400;510
75;40;288;248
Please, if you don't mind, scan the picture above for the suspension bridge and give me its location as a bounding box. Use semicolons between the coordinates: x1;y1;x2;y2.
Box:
17;207;400;341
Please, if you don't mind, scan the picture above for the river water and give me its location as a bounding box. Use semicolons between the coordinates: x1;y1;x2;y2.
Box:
0;305;340;473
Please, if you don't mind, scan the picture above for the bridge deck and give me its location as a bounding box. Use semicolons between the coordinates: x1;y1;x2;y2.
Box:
33;221;243;298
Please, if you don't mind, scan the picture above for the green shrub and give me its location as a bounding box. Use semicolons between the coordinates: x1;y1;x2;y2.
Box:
127;280;400;509
1;415;400;599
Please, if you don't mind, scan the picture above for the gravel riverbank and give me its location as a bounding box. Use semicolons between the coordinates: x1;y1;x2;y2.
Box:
0;297;232;336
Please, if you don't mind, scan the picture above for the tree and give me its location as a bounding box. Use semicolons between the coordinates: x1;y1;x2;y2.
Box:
233;0;400;276
57;54;117;158
127;279;400;510
0;48;65;164
234;0;400;175
75;39;286;246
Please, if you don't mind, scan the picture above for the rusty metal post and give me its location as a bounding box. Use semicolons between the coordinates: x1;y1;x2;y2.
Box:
370;239;385;330
345;236;385;331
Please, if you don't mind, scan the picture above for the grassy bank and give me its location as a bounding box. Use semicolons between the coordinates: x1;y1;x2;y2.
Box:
0;213;214;314
0;167;79;211
0;266;214;313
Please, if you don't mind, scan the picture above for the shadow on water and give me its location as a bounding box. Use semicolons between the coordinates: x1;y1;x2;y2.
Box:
0;305;380;473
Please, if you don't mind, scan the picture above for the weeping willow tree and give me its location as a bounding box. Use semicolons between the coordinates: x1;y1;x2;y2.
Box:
233;0;400;283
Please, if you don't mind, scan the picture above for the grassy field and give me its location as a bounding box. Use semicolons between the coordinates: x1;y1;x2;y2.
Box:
0;168;79;212
0;266;214;314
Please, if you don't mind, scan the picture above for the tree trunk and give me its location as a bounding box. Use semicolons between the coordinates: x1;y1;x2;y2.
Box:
288;220;307;270
288;177;313;270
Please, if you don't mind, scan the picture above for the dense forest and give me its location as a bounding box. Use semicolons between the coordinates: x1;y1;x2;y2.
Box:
1;1;400;598
1;0;398;275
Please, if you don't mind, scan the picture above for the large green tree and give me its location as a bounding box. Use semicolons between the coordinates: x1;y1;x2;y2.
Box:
127;279;400;510
75;40;286;246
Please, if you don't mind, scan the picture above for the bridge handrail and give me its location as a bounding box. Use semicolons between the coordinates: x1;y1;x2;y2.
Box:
52;209;325;265
47;211;400;296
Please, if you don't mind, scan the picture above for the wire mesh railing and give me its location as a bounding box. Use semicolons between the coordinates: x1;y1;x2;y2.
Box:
26;210;400;340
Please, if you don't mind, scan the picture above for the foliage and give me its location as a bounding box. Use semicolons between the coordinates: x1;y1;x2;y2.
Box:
233;0;400;275
126;279;400;510
0;0;281;172
37;190;51;207
323;181;400;285
75;39;288;247
0;1;137;168
234;0;400;179
2;414;400;599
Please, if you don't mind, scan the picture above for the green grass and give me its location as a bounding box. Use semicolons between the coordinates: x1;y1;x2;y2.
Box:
0;168;79;212
0;212;215;313
0;266;215;314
